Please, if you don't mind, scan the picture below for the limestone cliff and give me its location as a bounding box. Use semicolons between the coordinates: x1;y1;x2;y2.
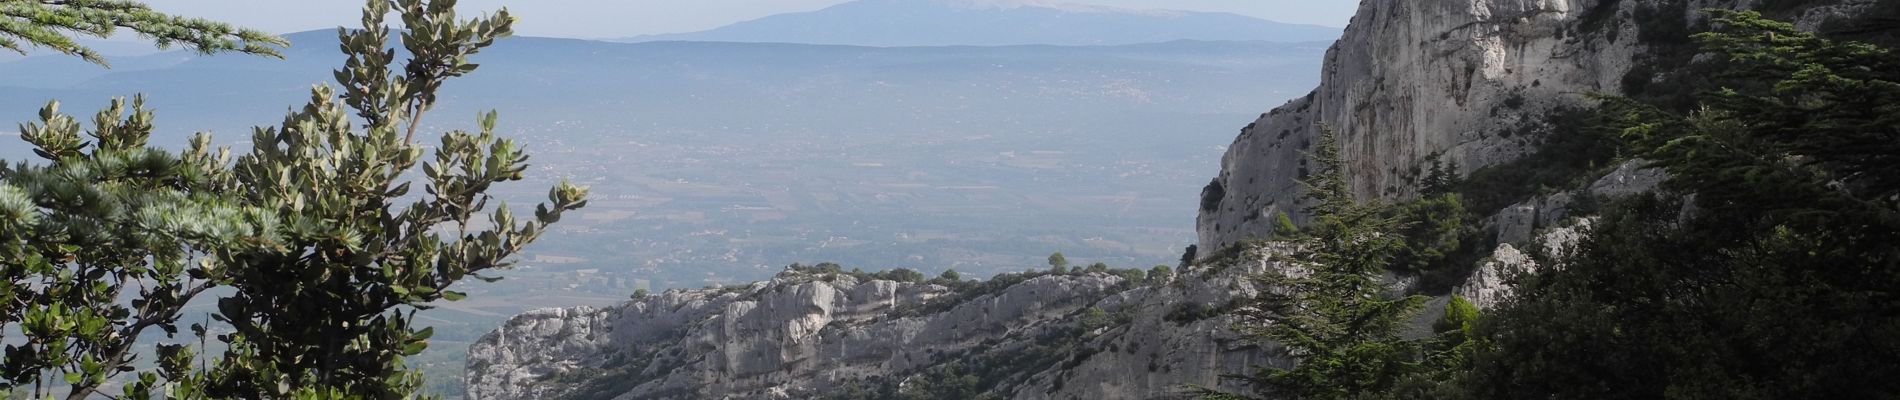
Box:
467;0;1890;398
466;257;1284;400
1196;0;1880;252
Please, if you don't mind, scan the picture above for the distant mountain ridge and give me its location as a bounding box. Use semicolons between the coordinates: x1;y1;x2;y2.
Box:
618;0;1341;46
0;30;1324;131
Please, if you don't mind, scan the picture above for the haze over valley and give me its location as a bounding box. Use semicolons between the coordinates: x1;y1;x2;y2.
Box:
7;0;1892;399
0;1;1330;394
0;35;1326;295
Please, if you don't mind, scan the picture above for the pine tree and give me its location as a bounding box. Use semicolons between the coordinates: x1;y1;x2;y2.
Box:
1302;125;1353;216
0;98;277;400
1441;159;1459;188
1047;252;1069;271
1634;10;1900;228
1420;156;1458;196
1388;193;1468;273
1461;10;1900;399
1;0;585;398
0;1;286;395
1379;296;1482;400
1210;126;1429;400
0;0;286;66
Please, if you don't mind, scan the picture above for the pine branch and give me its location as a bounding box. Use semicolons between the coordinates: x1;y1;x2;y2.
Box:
0;0;286;66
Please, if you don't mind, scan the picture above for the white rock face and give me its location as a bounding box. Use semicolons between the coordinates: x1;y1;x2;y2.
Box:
1195;0;1879;252
465;256;1285;400
1481;159;1663;246
1198;0;1653;252
1457;244;1536;310
1589;160;1667;198
464;307;616;400
1457;217;1594;309
468;0;1891;398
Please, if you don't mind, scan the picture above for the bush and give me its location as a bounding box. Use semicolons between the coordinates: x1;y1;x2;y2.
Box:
1148;265;1174;283
1076;308;1112;333
871;268;927;283
1111;268;1147;285
1435;296;1480;340
1390;193;1476;273
1273;212;1301;239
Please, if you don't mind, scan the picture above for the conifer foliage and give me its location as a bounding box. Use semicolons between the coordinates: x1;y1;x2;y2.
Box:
1460;10;1900;399
1210;126;1429;400
0;0;585;398
0;98;278;400
0;0;287;66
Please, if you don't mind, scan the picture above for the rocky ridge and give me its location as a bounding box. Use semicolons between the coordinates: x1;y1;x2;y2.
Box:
468;0;1886;398
1196;0;1878;252
466;257;1287;400
1199;0;1633;252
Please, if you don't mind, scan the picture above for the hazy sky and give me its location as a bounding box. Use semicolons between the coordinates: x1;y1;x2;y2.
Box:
139;0;1359;39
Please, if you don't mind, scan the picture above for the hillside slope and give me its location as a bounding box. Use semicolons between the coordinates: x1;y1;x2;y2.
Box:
465;258;1279;400
466;0;1892;399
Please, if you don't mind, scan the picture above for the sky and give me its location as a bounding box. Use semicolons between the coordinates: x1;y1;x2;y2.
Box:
138;0;1359;39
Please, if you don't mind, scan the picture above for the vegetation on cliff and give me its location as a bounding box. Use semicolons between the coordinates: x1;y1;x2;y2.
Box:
1205;126;1432;399
1461;10;1900;399
1213;9;1900;400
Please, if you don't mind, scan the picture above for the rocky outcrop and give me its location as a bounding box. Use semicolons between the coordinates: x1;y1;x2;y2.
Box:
1195;0;1883;252
1458;158;1657;310
466;252;1288;400
469;1;1895;398
1481;159;1663;245
1456;215;1602;310
1199;0;1642;252
1456;244;1536;310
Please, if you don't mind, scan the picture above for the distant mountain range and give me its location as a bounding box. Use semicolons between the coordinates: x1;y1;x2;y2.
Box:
619;0;1342;46
0;31;1324;138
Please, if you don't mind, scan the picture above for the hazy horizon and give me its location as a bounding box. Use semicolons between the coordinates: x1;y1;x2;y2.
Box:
137;0;1358;39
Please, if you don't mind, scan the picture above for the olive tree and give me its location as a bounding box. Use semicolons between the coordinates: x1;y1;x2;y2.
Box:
200;0;586;397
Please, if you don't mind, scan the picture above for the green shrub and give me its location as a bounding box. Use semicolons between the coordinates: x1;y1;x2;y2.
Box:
1076;308;1113;333
1148;265;1174;283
